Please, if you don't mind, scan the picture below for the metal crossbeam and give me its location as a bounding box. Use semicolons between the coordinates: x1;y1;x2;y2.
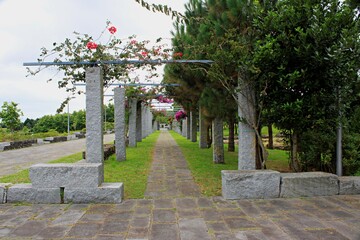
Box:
74;83;180;87
23;59;213;66
104;94;171;98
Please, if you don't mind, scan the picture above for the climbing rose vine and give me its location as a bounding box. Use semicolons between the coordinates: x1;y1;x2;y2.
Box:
27;21;174;112
156;95;173;103
175;110;186;121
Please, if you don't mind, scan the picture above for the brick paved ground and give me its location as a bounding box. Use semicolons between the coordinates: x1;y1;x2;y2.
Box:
0;130;359;239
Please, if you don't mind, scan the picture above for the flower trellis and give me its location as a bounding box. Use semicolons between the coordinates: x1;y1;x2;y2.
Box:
24;22;212;113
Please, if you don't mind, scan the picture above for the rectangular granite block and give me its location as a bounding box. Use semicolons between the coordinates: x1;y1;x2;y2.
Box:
222;170;281;199
64;183;124;204
339;176;360;195
7;184;61;204
30;163;103;188
280;172;339;198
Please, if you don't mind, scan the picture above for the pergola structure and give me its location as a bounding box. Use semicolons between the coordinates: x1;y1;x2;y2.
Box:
5;59;212;204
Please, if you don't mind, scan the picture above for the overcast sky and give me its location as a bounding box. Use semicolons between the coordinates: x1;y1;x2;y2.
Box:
0;0;187;120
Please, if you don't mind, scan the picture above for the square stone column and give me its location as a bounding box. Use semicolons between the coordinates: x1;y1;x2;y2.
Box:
153;120;158;132
136;101;142;142
147;107;152;135
86;67;104;164
114;87;126;161
238;90;256;170
129;98;137;147
141;102;147;139
182;119;187;137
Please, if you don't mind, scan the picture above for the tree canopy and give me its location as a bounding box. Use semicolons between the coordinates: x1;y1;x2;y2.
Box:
0;102;23;132
162;0;360;172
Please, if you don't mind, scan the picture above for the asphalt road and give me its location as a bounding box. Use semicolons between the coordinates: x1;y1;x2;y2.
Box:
0;134;115;177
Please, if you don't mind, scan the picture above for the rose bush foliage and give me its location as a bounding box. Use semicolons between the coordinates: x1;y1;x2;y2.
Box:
27;21;177;112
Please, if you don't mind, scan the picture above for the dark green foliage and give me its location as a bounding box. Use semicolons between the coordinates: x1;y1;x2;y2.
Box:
253;0;360;171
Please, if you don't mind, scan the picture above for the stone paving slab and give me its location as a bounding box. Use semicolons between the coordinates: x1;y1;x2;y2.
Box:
0;131;359;239
0;195;359;239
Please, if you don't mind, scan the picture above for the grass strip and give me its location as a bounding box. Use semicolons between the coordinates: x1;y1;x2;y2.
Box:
170;131;237;196
104;131;160;199
169;130;289;196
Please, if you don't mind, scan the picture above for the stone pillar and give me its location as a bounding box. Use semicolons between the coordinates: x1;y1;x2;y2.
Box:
85;67;104;165
114;88;126;161
186;115;191;140
145;107;152;137
141;103;147;139
199;107;207;148
148;108;153;135
153;120;158;132
129;98;137;147
136;101;142;142
238;88;256;170
212;116;224;164
190;110;197;142
182;119;187;137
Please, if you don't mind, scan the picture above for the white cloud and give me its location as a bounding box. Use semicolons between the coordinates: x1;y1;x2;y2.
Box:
0;0;186;120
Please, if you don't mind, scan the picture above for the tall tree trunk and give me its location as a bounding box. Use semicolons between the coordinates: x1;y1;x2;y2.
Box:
290;131;301;172
268;124;274;149
212;116;224;164
228;116;235;152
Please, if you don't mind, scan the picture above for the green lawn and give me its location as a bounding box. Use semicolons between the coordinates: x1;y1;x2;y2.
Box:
170;130;289;196
170;131;238;196
0;132;160;199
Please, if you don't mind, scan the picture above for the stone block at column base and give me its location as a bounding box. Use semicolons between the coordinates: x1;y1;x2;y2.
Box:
7;184;61;204
64;183;124;204
222;170;280;200
30;162;103;188
339;176;360;195
280;172;339;198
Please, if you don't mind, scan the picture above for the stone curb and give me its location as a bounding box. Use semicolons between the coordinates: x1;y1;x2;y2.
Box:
222;170;360;200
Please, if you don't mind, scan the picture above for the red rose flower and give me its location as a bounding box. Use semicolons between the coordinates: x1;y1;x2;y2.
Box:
86;41;98;50
130;40;137;45
108;26;117;34
141;51;148;57
173;52;183;58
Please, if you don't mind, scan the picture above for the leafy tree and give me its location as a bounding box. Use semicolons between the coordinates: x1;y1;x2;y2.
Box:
104;103;115;123
23;118;38;130
71;110;86;131
33;114;68;133
0;102;23;132
253;0;360;171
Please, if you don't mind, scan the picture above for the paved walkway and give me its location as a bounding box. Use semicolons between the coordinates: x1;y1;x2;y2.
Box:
0;131;360;239
0;134;115;176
